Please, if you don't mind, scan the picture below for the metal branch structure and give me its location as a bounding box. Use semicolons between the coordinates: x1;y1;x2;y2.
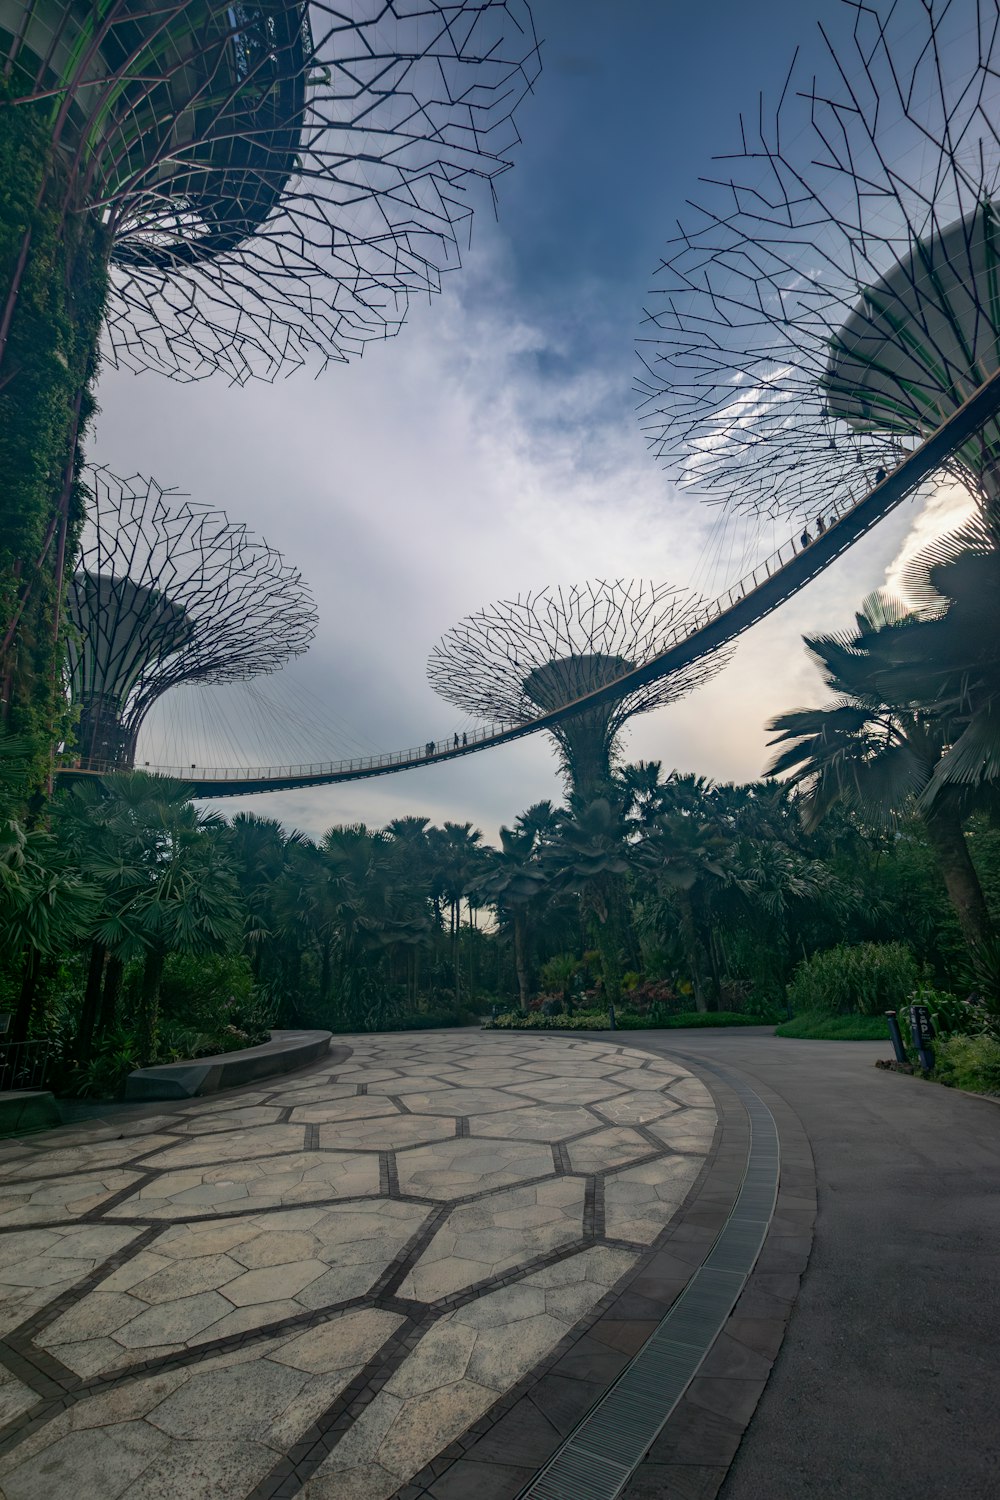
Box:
427;581;730;799
0;1;538;762
1;0;541;381
636;0;1000;521
67;469;316;769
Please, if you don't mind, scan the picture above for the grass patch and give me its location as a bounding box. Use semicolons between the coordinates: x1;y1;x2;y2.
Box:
775;1012;889;1040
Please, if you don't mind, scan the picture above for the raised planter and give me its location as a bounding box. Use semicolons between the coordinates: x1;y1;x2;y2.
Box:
0;1090;61;1137
125;1028;332;1101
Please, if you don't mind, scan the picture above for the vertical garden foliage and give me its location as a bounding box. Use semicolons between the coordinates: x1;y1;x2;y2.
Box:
0;88;109;770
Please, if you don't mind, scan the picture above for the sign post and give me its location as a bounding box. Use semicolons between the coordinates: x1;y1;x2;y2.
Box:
908;1004;936;1071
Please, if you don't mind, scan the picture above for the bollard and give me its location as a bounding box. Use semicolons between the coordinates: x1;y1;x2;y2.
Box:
608;1002;616;1031
908;1003;936;1071
884;1010;907;1066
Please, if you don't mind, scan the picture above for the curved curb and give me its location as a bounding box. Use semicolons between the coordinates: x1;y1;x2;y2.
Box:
616;1052;816;1500
516;1056;780;1499
396;1040;815;1500
124;1028;333;1100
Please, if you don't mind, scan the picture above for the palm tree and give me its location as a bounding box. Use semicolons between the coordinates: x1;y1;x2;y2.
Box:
479;814;551;1012
545;797;632;1006
226;813;304;985
863;513;1000;806
58;774;246;1061
385;817;433;1003
430;822;483;1003
636;795;730;1011
766;594;995;957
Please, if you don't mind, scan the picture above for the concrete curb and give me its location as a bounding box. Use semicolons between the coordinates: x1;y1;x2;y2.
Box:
124;1028;332;1100
0;1091;61;1139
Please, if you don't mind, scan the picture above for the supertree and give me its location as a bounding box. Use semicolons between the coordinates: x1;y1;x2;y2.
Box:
65;468;317;770
635;0;1000;525
0;0;539;749
427;581;730;801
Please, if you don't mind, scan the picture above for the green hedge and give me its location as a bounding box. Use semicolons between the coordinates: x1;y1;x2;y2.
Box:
328;1008;477;1034
484;1010;772;1032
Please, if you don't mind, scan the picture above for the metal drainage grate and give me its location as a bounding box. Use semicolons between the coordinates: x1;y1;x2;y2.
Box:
517;1060;780;1500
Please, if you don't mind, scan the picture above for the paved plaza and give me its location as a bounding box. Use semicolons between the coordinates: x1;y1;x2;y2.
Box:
0;1033;720;1499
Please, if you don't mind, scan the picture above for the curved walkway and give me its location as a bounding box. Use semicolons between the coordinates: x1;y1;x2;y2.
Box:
0;1032;720;1499
618;1029;1000;1500
0;1028;993;1499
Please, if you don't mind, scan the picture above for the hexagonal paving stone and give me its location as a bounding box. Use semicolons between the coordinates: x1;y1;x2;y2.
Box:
0;1327;408;1500
167;1107;287;1135
37;1201;427;1376
0;1171;140;1226
315;1114;454;1151
362;1075;456;1095
422;1068;539;1088
507;1078;628;1105
663;1076;715;1107
645;1108;717;1152
146;1126;307;1169
262;1083;360;1106
517;1061;629;1078
592;1091;683;1126
0;1225;142;1338
0;1138;174;1178
397;1177;586;1301
468;1105;598;1141
104;1151;381;1221
289;1097;401;1124
603;1156;706;1244
0;1031;720;1494
566;1126;658;1174
395;1138;555;1200
302;1245;635;1500
397;1087;522;1116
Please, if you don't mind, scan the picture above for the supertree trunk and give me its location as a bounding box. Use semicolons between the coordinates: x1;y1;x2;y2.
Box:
0;93;109;764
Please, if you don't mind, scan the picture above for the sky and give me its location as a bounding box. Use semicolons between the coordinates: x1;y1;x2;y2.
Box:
87;0;976;843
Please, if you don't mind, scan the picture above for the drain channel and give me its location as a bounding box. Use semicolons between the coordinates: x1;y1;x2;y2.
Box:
518;1060;779;1500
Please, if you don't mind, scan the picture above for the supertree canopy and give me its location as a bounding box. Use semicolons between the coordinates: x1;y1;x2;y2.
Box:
1;0;541;379
427;581;729;800
0;2;538;761
635;0;1000;522
66;469;317;769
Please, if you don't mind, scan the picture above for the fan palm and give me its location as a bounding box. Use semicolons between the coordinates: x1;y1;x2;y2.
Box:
766;594;994;956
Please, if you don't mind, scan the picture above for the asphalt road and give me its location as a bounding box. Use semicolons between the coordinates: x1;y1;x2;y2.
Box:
619;1028;1000;1500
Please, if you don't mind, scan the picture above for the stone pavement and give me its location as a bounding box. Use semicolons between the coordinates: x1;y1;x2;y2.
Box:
0;1032;720;1499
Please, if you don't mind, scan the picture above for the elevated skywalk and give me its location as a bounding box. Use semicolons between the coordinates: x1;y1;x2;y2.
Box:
59;367;1000;798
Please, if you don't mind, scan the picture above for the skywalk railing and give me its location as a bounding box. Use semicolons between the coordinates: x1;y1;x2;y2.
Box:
63;476;872;788
63;363;1000;791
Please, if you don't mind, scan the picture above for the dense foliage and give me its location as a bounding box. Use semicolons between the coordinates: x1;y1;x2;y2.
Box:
3;740;1000;1096
4;510;1000;1097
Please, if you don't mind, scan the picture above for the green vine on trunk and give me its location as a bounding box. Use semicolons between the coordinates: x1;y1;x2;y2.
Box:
0;86;110;783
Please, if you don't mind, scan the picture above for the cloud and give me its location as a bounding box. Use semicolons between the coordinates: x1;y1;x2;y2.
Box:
881;479;976;605
89;179;976;844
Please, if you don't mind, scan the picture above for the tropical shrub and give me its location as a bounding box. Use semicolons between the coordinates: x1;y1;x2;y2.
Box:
787;942;919;1016
931;1034;1000;1095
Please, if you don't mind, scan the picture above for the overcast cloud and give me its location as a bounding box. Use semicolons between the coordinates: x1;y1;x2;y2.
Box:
87;0;955;842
